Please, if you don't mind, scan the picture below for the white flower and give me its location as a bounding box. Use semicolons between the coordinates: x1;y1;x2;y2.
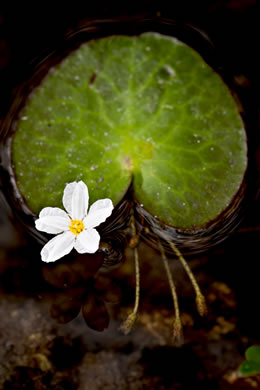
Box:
35;181;114;263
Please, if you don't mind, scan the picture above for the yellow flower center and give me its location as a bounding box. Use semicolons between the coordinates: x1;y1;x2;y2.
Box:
69;219;85;235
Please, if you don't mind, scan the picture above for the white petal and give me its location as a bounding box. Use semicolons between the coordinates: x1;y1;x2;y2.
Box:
40;231;75;263
35;207;70;234
84;199;113;229
74;228;100;254
62;181;89;220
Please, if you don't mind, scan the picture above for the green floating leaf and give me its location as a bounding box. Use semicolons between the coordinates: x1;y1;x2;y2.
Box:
12;33;247;229
239;346;260;377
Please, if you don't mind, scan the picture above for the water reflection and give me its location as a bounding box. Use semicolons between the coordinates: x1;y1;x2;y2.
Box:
42;252;122;331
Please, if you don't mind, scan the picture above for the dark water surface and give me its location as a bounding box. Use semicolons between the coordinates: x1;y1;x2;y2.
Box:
1;2;260;389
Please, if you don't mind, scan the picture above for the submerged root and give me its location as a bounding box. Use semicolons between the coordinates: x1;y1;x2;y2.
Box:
196;293;207;317
120;213;140;335
120;218;206;337
120;311;138;335
160;232;207;317
158;240;183;342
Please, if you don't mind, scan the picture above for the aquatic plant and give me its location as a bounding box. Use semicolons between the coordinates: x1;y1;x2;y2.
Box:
7;32;247;338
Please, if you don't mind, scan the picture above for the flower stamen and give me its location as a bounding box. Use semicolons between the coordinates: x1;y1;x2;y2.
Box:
69;219;85;235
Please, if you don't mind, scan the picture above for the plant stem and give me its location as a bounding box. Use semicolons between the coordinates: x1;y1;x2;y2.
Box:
120;213;140;334
158;239;183;341
160;232;207;316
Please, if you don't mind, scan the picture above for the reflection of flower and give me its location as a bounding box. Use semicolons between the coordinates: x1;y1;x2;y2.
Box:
35;181;113;263
42;252;122;331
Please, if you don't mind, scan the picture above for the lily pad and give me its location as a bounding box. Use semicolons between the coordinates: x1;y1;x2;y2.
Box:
12;32;247;229
239;346;260;377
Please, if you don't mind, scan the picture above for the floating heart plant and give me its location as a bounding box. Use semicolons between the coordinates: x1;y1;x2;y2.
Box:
9;32;247;337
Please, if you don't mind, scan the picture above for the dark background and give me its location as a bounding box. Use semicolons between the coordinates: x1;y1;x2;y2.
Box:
0;1;260;389
0;0;259;108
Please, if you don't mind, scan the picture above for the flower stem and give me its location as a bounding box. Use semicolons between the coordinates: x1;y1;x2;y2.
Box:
158;239;183;342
